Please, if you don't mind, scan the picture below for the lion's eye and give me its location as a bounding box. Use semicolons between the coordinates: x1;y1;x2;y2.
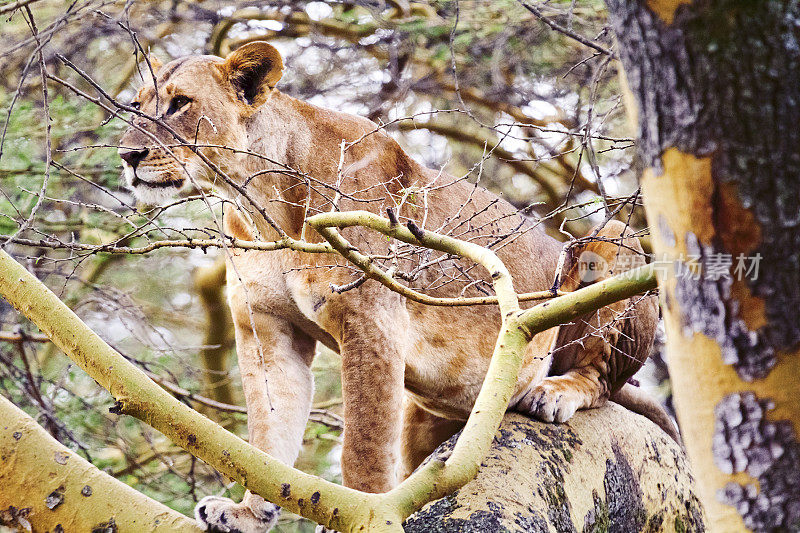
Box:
166;95;192;115
129;101;141;110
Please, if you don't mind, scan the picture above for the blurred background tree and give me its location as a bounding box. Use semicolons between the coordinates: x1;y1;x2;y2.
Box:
0;1;665;530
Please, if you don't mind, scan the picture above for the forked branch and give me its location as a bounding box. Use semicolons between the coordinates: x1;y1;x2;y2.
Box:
0;212;656;532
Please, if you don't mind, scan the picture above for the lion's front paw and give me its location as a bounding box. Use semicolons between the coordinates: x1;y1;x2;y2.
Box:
195;495;280;533
518;381;582;423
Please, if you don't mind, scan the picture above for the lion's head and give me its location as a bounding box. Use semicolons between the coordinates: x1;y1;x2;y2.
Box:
117;42;283;204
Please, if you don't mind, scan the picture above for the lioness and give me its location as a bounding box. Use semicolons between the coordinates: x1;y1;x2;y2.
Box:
118;42;672;532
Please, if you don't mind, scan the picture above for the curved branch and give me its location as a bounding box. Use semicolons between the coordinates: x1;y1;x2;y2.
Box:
306;211;520;313
0;394;203;532
0;249;383;532
0;213;658;532
305;211;658;521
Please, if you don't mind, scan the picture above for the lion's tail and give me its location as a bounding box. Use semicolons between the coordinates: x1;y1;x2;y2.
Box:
610;383;682;446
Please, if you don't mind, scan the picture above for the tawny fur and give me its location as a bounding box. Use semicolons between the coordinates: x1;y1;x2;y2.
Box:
118;42;667;533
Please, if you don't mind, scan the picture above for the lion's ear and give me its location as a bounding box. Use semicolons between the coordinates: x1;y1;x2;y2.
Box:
221;41;283;106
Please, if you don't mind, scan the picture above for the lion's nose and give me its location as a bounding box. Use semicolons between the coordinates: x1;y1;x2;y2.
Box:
119;148;149;169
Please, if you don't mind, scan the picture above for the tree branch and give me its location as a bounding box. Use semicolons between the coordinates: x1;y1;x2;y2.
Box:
0;394;203;532
0;249;382;532
0;211;657;532
305;211;658;519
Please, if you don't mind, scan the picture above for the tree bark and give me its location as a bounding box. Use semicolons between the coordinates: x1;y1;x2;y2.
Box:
606;1;800;531
0;395;202;532
404;405;704;532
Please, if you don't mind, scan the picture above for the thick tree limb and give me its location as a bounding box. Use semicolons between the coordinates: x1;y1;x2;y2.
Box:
405;406;704;532
0;249;378;532
0;211;658;531
0;395;202;532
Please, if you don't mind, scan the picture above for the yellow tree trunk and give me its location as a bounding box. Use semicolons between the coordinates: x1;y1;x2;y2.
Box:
606;1;800;531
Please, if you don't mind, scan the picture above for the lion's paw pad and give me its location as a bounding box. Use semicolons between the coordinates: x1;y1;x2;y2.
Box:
521;384;581;423
195;496;279;533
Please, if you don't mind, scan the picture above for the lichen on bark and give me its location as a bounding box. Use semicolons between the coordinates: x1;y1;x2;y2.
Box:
713;392;800;531
606;0;800;370
602;441;646;532
403;407;702;532
674;232;775;381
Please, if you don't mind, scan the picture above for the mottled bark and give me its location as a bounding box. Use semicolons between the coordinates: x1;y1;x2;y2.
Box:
0;395;202;532
404;405;703;533
606;1;800;530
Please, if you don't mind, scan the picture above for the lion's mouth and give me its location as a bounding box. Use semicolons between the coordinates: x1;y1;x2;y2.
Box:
131;175;184;188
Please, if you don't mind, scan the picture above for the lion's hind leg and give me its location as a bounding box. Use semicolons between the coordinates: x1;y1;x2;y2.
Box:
514;220;658;425
400;397;465;479
514;365;608;423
